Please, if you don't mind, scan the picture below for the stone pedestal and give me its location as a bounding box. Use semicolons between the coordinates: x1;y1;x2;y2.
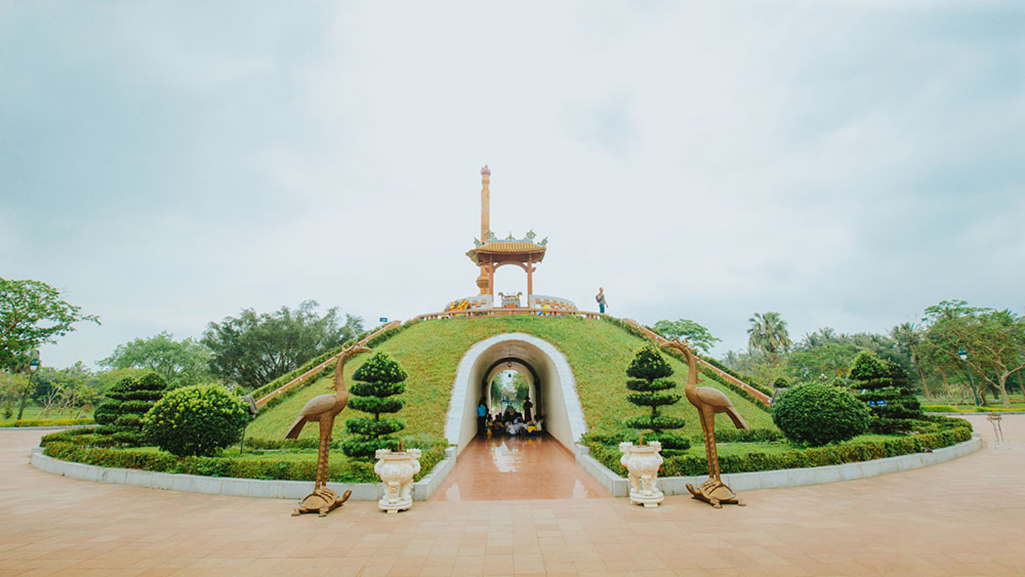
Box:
619;441;664;508
374;449;421;513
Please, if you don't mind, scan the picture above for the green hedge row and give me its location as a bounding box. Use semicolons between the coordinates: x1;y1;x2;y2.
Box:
2;418;94;428
586;416;972;478
40;430;446;484
921;404;1022;413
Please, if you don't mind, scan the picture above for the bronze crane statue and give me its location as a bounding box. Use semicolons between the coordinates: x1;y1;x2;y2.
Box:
661;339;749;508
285;344;371;516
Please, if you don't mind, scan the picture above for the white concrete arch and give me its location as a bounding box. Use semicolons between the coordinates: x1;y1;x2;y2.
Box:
444;333;587;455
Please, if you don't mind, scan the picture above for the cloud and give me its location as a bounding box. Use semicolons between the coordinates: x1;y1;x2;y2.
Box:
1;1;1023;368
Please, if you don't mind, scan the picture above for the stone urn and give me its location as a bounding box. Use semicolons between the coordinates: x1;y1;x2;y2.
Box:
619;441;664;508
374;448;421;513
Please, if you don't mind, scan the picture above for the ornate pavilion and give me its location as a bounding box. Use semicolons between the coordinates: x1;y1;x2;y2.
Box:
442;166;577;314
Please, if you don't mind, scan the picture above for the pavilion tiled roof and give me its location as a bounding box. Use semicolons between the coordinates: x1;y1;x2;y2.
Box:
466;237;547;265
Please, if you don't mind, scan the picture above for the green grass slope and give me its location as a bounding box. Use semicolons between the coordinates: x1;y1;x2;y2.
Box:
245;316;775;443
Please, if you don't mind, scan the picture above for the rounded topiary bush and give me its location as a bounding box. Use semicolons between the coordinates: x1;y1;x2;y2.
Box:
143;384;249;457
771;382;869;446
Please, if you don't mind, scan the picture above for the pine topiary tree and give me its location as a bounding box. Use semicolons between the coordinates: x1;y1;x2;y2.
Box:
93;372;167;445
849;351;922;434
342;352;407;459
624;345;689;454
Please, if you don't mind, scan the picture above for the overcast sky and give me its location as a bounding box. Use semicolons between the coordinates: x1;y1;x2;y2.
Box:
3;2;1023;370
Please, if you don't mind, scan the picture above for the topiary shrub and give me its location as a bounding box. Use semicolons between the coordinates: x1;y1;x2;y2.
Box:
342;352;407;459
772;382;869;446
849;351;923;434
143;384;249;457
93;373;167;445
623;345;689;454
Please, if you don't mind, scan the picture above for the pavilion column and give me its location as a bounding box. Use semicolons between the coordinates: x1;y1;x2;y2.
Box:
527;256;534;304
487;259;495;299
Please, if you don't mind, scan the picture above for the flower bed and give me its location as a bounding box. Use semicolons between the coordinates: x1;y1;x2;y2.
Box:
582;415;972;478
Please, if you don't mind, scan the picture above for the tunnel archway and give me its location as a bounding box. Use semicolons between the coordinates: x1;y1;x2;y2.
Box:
443;333;587;455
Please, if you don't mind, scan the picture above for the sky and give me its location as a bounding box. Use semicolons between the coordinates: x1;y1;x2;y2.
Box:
2;2;1024;370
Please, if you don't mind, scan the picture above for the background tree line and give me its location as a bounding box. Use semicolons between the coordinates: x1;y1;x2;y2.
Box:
2;275;364;419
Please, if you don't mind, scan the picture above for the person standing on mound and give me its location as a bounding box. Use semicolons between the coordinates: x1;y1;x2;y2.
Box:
596;287;608;314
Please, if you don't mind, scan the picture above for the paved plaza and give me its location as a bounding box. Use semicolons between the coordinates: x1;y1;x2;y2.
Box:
1;414;1023;576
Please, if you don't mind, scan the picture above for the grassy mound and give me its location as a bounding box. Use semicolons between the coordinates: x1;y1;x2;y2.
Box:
246;315;775;444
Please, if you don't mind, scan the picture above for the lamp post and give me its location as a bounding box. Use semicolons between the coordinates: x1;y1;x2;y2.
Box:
958;349;980;407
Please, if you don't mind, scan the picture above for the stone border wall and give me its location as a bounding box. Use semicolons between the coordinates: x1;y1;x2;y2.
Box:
575;435;982;497
30;446;456;502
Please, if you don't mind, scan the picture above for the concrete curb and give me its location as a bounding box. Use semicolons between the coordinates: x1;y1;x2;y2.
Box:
30;445;457;502
575;435;982;497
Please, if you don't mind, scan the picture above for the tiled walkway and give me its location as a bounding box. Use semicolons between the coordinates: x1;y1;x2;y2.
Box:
433;435;610;501
1;415;1023;576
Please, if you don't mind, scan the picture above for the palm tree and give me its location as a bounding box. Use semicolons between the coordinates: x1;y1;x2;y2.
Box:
890;322;932;400
747;312;792;364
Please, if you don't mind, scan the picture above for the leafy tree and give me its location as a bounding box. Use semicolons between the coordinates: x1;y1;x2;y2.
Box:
512;372;530;404
0;278;99;371
747;311;792;364
623;345;688;453
342;352;407;459
890;321;932;400
920;300;1025;408
99;332;213;389
651;319;721;353
143;384;249;457
202;300;363;390
0;372;28;420
786;342;861;384
848;351;922;434
93;373;167;445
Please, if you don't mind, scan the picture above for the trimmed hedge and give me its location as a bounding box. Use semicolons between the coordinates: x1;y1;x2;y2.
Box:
143;385;250;457
772;382;870;446
585;415;972;478
39;430;447;484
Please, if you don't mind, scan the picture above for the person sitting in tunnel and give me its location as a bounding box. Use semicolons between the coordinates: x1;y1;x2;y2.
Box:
506;416;526;436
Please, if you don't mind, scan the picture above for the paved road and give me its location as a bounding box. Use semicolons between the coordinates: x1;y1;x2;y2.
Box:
1;415;1023;576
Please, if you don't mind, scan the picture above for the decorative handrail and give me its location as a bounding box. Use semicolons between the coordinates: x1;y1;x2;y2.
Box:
620;319;771;406
413;307;604;322
254;320;403;408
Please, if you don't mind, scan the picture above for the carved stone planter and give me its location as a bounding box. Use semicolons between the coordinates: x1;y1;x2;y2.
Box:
374;448;421;513
619;441;664;508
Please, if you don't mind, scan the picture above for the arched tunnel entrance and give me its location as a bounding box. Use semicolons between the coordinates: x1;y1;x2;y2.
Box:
434;333;609;500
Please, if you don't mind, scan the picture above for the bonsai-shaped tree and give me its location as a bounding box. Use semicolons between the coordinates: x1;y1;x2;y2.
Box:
624;345;688;453
849;351;922;434
93;372;167;445
342;352;407;459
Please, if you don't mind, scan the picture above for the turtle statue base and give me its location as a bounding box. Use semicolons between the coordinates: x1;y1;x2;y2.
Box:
686;479;744;509
292;487;352;517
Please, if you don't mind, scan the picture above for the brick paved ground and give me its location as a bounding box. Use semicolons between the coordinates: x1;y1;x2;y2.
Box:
1;414;1022;576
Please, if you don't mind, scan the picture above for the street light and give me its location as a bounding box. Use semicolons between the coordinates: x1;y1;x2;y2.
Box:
958;349;981;406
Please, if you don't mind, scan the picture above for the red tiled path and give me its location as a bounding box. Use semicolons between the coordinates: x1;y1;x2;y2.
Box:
432;435;610;501
1;415;1023;576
